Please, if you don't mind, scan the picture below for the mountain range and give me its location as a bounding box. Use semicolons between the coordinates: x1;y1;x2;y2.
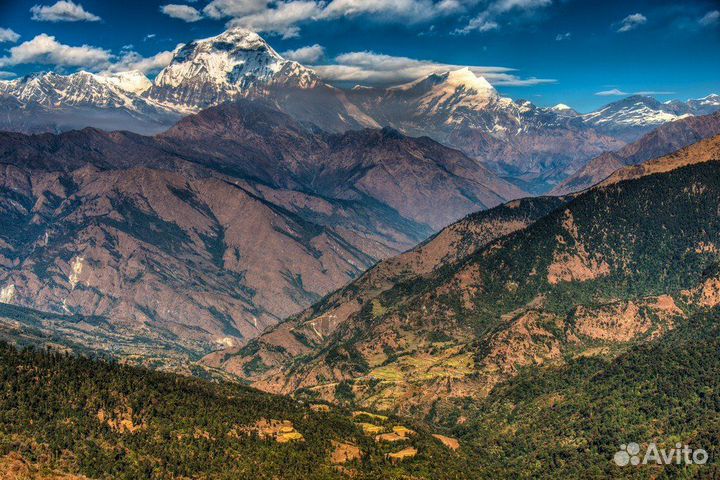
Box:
0;99;520;364
2;27;718;193
1;23;720;480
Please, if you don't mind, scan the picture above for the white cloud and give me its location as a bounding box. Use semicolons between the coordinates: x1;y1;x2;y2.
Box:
30;1;101;22
205;0;468;24
192;0;549;39
555;32;570;41
616;13;646;32
457;0;551;34
204;0;269;19
699;10;719;27
595;89;626;96
321;0;466;23
161;4;203;22
0;34;111;69
227;1;323;38
312;51;555;86
0;28;21;43
465;19;498;32
204;0;476;37
0;71;16;79
0;32;179;76
595;88;674;96
108;47;181;74
282;44;325;63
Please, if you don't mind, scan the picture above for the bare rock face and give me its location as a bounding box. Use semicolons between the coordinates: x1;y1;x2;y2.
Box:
0;166;386;351
218;136;720;421
0;100;520;358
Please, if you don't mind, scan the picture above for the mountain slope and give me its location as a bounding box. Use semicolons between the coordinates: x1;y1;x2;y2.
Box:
454;308;720;478
553;111;720;194
220;135;720;419
0;302;212;375
3;255;719;480
0;100;520;361
158;101;524;230
203;195;568;379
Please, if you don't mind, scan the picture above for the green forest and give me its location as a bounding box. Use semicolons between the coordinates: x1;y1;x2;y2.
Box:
455;309;720;479
0;342;475;479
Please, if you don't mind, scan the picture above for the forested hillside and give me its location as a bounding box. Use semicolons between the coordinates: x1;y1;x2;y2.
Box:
0;343;473;479
2;309;719;479
455;309;720;479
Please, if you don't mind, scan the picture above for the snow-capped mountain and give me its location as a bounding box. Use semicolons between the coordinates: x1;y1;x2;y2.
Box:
0;71;150;109
146;27;320;112
583;94;720;134
687;94;720;115
0;27;715;139
348;68;520;136
0;26;718;192
346;68;625;193
0;71;179;133
390;68;504;116
580;95;696;139
549;103;578;116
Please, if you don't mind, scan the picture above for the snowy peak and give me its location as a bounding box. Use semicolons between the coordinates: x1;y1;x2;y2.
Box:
583;95;692;131
394;68;497;97
695;93;719;102
388;68;502;119
99;70;152;95
547;103;579;118
687;93;720;115
147;27;320;110
444;67;495;93
165;27;284;79
211;27;281;55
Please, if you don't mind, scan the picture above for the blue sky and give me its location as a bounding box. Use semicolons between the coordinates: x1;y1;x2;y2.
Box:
0;0;718;112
